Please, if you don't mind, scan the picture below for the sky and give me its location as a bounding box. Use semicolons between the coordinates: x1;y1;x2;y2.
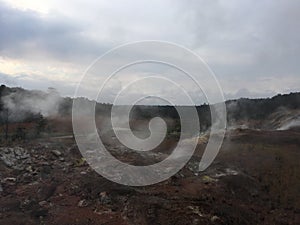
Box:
0;0;299;104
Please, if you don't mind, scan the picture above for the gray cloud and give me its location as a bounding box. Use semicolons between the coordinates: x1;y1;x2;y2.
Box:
181;0;300;77
0;72;18;85
0;2;109;62
0;0;299;101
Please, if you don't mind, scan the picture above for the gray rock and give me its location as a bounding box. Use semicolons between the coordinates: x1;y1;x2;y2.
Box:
0;147;31;170
3;177;17;182
58;157;65;162
211;215;220;222
78;199;88;207
38;201;48;207
51;150;62;157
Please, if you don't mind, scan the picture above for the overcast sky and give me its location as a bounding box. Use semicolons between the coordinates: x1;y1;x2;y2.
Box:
0;0;299;103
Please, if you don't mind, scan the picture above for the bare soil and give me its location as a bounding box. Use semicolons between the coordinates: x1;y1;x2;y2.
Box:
0;128;300;225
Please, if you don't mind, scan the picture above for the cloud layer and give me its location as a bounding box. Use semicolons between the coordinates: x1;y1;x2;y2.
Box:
0;0;299;102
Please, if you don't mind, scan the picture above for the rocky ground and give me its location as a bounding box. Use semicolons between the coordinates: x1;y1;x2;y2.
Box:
0;128;300;225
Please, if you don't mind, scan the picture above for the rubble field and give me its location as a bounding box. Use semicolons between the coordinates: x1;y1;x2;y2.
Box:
0;128;300;225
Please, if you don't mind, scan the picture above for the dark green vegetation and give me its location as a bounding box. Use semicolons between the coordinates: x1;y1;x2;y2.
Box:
1;84;300;140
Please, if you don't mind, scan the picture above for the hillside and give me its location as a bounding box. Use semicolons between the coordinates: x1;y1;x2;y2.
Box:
1;84;299;138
